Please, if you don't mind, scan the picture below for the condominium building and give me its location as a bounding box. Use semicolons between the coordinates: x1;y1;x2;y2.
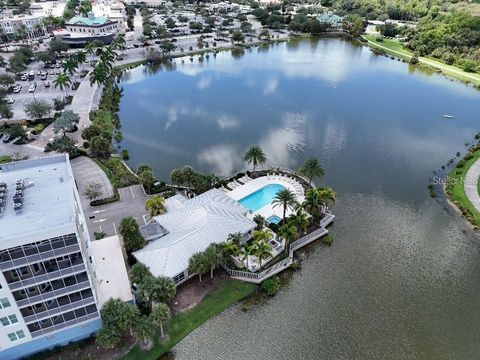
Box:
0;13;45;38
0;155;132;360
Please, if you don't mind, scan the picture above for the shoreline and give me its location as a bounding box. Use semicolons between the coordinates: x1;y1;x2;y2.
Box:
362;34;480;88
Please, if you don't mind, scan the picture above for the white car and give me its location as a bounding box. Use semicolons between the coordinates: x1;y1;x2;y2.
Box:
28;82;37;93
6;97;14;104
12;85;22;93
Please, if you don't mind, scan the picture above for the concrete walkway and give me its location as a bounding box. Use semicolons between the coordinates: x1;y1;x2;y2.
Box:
464;158;480;212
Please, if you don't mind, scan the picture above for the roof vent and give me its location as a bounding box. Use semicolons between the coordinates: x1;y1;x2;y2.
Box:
59;176;64;182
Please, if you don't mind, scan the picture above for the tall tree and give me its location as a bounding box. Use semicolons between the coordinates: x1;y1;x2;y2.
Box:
272;188;298;224
54;73;71;101
119;216;146;253
130;263;152;286
227;232;242;245
138;276;176;311
254;241;273;267
139;169;156;194
277;223;299;255
253;229;273;243
151;303;171;339
132;315;155;347
298;157;325;184
243;145;267;173
188;252;209;282
205;244;223;278
287;208;310;234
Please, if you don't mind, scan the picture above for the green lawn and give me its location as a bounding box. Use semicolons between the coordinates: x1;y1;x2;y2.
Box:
446;147;480;227
123;279;256;360
363;35;480;85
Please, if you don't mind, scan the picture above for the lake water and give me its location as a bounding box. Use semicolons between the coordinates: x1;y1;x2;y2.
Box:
119;38;480;359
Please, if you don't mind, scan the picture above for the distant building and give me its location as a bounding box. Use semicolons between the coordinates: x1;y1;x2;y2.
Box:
30;1;67;18
92;0;126;31
133;189;256;286
54;12;119;46
0;13;46;39
317;12;344;31
0;155;132;360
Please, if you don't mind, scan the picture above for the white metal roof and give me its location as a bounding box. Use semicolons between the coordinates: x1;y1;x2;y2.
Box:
133;189;255;278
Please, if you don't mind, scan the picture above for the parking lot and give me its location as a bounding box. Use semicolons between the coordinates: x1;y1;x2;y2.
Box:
70;157;149;239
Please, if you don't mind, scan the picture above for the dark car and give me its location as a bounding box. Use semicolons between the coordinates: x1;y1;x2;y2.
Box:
2;135;11;143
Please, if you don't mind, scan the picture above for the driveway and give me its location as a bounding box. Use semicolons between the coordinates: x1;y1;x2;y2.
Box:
70;156;149;239
71;156;114;203
0;141;48;159
83;184;149;239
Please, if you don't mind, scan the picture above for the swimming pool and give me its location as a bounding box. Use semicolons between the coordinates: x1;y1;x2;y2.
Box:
238;184;285;212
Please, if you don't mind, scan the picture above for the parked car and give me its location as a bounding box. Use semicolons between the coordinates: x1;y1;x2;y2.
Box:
20;74;27;81
55;63;61;68
2;135;12;143
48;70;54;75
36;70;41;76
43;81;50;87
28;70;35;81
28;82;37;93
40;74;47;80
13;85;22;93
6;97;14;104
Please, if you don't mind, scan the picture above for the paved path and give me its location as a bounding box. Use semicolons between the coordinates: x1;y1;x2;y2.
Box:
71;156;114;203
363;36;480;83
464;158;480;212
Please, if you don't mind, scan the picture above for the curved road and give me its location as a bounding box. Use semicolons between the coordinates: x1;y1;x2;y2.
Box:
464;158;480;212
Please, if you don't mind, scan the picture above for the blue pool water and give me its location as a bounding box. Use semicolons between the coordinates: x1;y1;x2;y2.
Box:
267;215;282;224
238;184;285;212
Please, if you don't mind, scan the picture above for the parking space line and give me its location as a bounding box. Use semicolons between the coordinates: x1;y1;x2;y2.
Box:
130;187;135;199
113;221;117;236
92;219;107;223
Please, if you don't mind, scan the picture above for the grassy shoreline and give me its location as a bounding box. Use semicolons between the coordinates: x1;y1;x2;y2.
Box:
123;279;256;360
445;144;480;229
362;34;480;87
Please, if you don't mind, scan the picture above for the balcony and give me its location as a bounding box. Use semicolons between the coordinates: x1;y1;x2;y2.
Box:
0;244;80;271
30;311;99;338
9;263;86;291
15;279;91;308
23;296;95;324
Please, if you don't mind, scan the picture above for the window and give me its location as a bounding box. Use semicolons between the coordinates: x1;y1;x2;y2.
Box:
0;314;18;326
7;330;25;342
0;298;11;309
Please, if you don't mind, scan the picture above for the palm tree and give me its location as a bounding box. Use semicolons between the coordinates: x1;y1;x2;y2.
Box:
253;214;265;230
239;243;257;269
54;73;71;101
119;216;145;253
112;34;126;51
243;145;267;173
288;208;310;234
145;195;166;217
253;229;273;243
222;241;239;259
132;315;155;347
75;50;87;71
130;263;151;286
302;188;322;219
189;252;208;282
181;165;196;188
63;57;78;83
277;223;299;255
318;187;336;213
227;232;243;245
254;241;273;267
90;63;109;86
272;188;298;224
138;276;176;311
298;157;325;184
151;303;171;339
117;303;140;336
205;244;223;278
170;168;185;186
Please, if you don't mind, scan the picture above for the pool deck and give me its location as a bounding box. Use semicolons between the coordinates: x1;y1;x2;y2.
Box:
226;176;305;221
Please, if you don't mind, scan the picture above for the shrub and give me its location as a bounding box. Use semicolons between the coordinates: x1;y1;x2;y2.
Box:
322;235;334;246
122;149;129;160
34;123;45;134
464;153;474;161
456;160;466;168
290;261;301;271
261;276;280;296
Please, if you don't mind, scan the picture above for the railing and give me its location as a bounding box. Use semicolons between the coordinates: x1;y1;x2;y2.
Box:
220;166;316;189
8;264;86;291
224;216;333;283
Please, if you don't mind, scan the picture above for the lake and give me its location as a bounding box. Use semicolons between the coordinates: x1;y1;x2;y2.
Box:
119;37;480;359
